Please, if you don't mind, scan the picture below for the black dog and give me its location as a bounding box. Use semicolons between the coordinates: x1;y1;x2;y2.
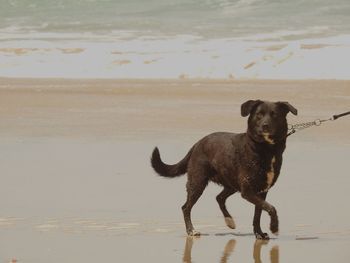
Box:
151;100;297;239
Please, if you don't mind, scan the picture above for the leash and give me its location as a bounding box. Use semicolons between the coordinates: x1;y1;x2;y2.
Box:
287;111;350;137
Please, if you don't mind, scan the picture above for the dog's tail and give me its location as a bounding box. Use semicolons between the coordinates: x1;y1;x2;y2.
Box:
151;146;193;178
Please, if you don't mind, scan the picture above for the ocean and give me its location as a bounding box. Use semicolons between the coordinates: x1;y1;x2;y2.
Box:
1;0;350;79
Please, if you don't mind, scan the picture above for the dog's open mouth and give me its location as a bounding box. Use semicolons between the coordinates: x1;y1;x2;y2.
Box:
262;132;275;144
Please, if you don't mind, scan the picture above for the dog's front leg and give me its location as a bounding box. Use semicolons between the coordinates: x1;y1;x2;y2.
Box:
241;188;278;238
253;192;270;239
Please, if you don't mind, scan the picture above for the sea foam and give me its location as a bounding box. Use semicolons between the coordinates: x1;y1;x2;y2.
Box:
0;31;349;79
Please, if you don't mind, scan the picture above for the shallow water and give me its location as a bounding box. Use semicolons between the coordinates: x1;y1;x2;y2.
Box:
0;138;349;262
1;216;349;263
2;0;350;38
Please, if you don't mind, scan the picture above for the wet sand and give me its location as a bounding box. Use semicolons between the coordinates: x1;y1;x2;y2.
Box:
0;78;349;262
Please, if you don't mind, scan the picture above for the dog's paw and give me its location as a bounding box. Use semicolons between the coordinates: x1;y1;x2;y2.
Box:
225;217;236;229
255;232;270;240
270;221;279;235
188;230;201;236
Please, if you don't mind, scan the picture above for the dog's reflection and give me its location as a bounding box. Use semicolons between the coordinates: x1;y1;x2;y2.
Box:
253;240;279;263
183;236;279;263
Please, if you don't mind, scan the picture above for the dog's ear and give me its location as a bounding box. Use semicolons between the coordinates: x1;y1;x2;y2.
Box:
277;101;298;115
241;100;262;117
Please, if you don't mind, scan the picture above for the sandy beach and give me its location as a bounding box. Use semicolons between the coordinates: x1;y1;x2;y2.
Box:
0;78;349;262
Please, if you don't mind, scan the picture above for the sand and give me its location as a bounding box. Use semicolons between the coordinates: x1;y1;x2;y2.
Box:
0;78;349;262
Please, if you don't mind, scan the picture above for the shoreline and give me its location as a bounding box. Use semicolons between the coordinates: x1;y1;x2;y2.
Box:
2;77;350;83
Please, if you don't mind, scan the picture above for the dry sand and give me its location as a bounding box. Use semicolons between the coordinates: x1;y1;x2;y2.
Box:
0;78;349;262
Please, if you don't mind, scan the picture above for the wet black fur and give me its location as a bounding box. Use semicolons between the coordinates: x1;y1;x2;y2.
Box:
151;100;297;239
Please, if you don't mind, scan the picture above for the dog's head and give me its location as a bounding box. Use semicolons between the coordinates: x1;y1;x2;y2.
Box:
241;100;297;144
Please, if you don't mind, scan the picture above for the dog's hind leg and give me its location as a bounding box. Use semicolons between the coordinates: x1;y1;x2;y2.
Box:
252;192;270;239
182;168;209;236
216;187;237;229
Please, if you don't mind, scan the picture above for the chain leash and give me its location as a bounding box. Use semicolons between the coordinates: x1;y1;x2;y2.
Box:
287;111;350;137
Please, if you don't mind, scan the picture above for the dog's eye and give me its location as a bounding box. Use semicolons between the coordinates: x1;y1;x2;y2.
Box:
270;111;280;118
256;112;264;119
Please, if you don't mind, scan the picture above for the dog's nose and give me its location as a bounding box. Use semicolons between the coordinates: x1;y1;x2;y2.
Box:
262;123;269;132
